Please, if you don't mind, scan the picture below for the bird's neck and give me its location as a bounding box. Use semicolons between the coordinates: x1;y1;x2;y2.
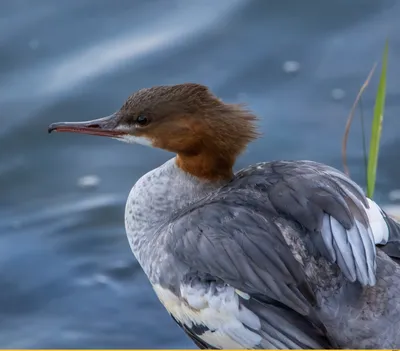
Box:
125;157;225;275
176;152;234;181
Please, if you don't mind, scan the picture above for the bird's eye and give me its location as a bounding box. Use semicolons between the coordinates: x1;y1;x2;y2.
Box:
136;115;149;126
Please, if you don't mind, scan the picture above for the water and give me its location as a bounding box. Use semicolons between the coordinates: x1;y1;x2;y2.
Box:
1;0;400;348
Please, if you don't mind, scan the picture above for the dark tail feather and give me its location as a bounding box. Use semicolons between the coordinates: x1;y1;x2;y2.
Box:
377;210;400;263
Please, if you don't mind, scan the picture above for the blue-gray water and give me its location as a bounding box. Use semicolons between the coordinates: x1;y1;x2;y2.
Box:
1;0;400;348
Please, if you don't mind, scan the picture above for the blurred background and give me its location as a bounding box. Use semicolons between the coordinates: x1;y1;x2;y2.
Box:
0;0;399;348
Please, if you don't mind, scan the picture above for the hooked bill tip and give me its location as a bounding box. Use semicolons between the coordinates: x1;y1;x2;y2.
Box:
48;124;56;134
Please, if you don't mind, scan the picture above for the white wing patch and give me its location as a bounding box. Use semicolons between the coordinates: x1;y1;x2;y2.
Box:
153;283;262;349
366;198;389;245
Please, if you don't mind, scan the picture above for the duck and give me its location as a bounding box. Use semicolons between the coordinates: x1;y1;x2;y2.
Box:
48;83;400;349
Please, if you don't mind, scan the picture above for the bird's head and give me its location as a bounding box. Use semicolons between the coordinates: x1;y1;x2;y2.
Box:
49;83;259;180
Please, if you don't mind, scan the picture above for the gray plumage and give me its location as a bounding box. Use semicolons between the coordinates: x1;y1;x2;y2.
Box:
125;158;400;349
47;82;399;349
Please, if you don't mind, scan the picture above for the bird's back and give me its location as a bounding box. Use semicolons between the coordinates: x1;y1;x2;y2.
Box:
277;211;400;348
231;160;400;347
317;250;400;348
163;160;400;349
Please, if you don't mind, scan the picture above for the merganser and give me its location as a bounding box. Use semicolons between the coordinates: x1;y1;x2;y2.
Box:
48;83;400;349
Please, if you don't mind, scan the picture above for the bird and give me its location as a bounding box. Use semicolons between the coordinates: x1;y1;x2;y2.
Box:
48;83;400;349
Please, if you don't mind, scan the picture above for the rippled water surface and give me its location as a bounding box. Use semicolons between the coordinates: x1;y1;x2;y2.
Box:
1;0;400;348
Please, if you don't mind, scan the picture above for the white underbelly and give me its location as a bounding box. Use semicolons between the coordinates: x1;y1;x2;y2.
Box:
152;284;262;349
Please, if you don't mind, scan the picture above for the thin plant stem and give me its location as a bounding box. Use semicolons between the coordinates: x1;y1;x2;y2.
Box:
342;63;377;177
359;97;368;189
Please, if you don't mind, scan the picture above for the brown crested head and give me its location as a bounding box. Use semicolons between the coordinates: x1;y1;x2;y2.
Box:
48;83;259;181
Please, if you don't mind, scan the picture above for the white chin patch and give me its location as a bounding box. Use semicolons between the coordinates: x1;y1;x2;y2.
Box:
114;134;153;146
113;125;153;146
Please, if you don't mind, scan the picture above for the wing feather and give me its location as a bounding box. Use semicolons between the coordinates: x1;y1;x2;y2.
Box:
164;160;398;348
